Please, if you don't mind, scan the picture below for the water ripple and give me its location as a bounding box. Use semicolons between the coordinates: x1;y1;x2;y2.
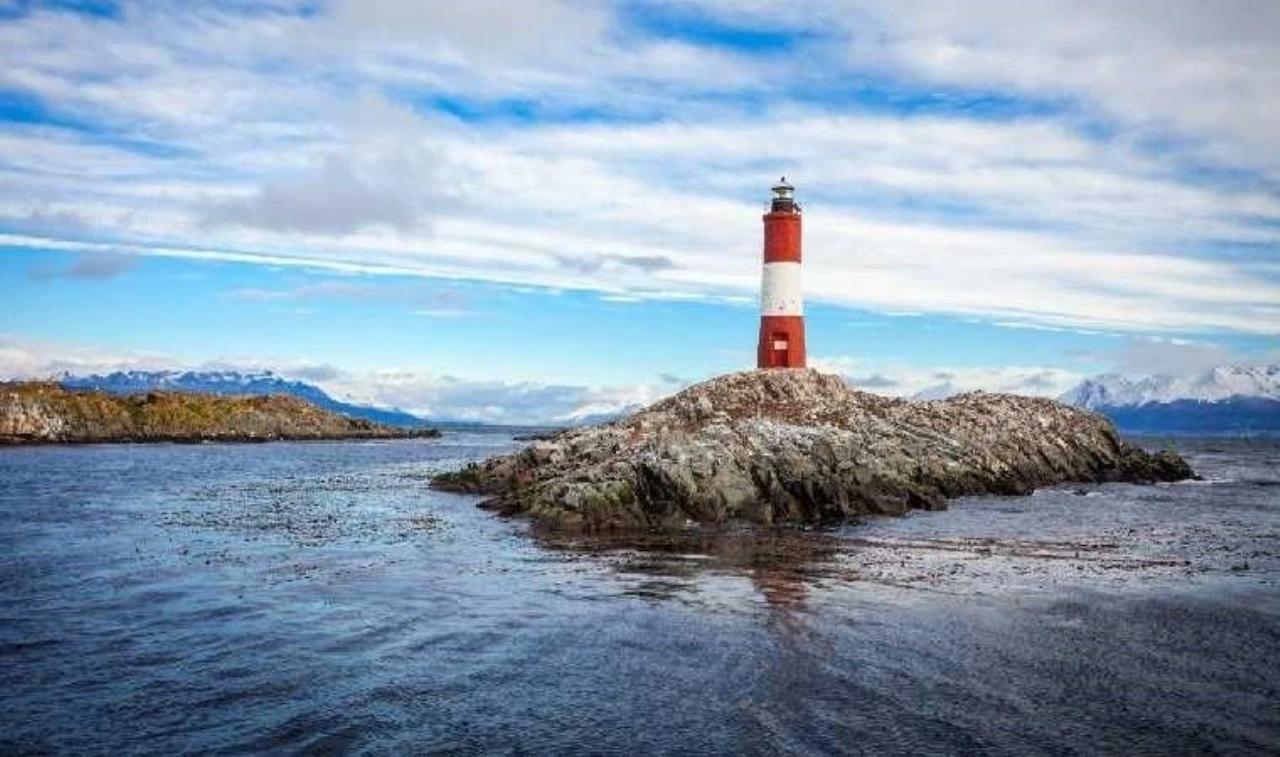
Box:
0;436;1277;753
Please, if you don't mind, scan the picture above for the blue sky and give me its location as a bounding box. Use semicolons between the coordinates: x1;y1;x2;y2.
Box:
1;0;1278;422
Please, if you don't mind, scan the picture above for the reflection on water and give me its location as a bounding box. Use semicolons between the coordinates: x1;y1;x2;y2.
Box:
537;527;844;611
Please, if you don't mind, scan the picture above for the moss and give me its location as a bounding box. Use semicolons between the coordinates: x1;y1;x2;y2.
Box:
429;464;489;493
527;502;584;530
548;482;645;531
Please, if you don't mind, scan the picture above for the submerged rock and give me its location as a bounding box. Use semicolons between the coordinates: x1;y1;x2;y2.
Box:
432;369;1194;531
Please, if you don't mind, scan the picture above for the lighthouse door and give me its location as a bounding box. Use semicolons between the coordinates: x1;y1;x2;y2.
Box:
771;332;790;367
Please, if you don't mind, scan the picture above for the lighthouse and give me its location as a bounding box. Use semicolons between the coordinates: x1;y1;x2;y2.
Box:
757;177;806;369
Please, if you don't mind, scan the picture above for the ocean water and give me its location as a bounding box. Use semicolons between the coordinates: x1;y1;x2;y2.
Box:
1;433;1277;754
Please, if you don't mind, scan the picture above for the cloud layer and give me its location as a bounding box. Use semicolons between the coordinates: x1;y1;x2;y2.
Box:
0;0;1277;337
0;335;661;424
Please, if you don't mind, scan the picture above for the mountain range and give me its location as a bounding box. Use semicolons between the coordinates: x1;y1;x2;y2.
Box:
1059;365;1280;433
53;365;1280;434
59;370;430;428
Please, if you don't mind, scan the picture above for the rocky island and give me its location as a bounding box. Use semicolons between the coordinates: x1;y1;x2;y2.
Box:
432;369;1193;530
0;381;440;444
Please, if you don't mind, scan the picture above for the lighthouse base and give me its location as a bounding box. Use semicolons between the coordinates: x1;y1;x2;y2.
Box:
757;315;807;369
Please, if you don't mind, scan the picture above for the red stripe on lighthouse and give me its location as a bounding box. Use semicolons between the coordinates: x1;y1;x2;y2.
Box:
763;212;801;263
758;178;806;369
758;315;806;369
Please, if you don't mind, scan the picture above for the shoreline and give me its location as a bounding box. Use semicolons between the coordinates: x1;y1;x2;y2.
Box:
0;429;441;447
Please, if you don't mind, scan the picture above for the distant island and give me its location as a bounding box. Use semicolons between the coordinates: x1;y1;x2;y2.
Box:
433;369;1192;531
0;382;441;445
59;369;431;428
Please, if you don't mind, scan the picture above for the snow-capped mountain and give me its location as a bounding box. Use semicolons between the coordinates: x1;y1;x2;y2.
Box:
1061;365;1280;409
555;403;645;427
59;370;430;428
910;384;957;402
1060;365;1280;433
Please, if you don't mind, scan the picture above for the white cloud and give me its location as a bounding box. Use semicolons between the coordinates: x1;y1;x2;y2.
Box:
204;154;430;235
812;355;1086;399
1110;337;1239;378
26;251;137;281
0;336;662;425
855;0;1280;175
686;0;1280;175
0;335;175;378
1097;337;1280;378
323;0;611;65
0;1;1277;338
326;370;664;424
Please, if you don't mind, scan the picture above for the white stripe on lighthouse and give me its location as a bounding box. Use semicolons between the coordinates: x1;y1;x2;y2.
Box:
760;261;803;316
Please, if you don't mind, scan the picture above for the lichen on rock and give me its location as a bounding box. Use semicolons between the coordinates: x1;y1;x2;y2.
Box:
430;369;1195;531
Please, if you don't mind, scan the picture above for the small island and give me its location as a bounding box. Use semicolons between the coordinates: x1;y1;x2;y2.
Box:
433;369;1193;530
0;381;440;444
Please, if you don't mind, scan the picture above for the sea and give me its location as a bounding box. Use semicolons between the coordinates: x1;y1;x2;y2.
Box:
1;431;1277;755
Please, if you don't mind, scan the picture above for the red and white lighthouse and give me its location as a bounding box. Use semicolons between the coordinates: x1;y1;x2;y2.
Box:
757;177;806;369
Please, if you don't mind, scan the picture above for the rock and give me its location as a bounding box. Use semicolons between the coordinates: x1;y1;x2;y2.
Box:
0;381;441;444
430;369;1196;531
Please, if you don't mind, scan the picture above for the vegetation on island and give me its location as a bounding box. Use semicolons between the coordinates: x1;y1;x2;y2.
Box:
0;381;440;444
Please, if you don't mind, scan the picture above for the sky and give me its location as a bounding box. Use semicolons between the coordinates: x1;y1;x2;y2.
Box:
1;0;1278;422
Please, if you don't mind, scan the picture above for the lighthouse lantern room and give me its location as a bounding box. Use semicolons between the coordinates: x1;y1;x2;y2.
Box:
757;177;806;369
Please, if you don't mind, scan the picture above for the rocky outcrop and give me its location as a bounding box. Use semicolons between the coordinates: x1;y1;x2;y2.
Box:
0;382;441;444
432;369;1193;531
